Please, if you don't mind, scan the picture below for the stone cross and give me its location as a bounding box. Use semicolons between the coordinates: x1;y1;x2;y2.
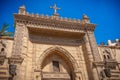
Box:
50;4;61;15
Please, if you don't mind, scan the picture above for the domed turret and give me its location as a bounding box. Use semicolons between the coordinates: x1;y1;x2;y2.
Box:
82;14;90;23
19;5;26;15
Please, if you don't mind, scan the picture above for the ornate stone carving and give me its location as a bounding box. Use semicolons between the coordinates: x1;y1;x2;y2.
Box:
12;22;28;57
38;46;79;72
12;24;24;55
42;72;70;79
8;56;24;64
14;13;96;32
93;61;104;67
104;59;117;69
29;34;84;46
84;31;101;61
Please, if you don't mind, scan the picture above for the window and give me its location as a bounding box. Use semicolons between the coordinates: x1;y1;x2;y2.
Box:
107;55;110;59
103;55;106;59
53;61;60;72
103;50;112;60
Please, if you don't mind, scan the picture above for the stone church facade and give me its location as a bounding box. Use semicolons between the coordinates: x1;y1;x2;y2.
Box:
0;5;120;80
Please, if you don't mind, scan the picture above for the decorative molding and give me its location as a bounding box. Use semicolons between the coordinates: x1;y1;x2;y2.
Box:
29;34;84;46
99;45;120;49
38;46;79;72
14;14;96;32
12;23;28;57
93;61;104;67
8;55;24;64
12;24;24;56
86;32;101;61
42;72;70;79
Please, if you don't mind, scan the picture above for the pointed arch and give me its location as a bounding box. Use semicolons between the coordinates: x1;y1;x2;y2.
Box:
38;46;78;71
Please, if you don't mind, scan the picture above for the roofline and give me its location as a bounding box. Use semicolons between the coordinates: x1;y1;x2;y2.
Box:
98;45;120;49
0;36;14;40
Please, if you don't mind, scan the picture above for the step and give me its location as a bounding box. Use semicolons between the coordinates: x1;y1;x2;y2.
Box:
106;76;120;80
111;70;120;73
0;72;6;75
107;78;120;80
0;66;9;80
0;66;8;70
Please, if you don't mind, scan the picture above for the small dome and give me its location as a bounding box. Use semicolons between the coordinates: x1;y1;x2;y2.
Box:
19;5;26;9
83;14;89;19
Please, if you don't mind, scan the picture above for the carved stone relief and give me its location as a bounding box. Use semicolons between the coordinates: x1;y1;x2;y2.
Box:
29;34;84;46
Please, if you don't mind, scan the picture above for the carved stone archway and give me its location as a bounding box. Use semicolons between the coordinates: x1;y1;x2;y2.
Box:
39;46;78;70
37;46;79;80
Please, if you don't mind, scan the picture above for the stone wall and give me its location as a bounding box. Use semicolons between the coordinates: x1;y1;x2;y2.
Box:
20;39;89;80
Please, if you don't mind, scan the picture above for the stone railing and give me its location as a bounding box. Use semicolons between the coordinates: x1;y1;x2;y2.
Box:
104;59;117;69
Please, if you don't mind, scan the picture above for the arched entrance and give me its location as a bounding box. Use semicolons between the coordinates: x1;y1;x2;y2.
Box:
39;47;78;80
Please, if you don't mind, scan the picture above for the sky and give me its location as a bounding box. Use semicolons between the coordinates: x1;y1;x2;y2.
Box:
0;0;120;44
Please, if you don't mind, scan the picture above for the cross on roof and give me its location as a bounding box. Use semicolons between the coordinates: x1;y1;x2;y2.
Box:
50;4;61;15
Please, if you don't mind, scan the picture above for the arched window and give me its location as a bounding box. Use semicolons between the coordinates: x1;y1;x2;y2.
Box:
103;55;106;59
103;50;111;60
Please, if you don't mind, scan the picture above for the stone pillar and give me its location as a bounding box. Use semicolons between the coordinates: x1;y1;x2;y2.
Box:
12;21;28;56
86;31;101;61
12;23;24;56
11;21;28;80
83;31;101;80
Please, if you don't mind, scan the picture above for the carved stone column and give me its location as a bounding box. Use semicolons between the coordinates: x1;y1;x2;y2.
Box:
83;31;100;80
10;21;28;80
12;23;24;56
86;31;101;61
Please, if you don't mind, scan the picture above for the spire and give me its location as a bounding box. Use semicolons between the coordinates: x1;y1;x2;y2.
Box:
50;4;61;16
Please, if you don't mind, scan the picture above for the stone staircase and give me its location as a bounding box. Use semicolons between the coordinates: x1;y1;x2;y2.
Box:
0;66;10;80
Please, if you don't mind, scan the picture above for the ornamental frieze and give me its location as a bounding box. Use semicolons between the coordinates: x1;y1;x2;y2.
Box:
14;14;96;32
29;34;84;46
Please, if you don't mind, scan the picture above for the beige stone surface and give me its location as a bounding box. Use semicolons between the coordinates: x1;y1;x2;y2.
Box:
0;5;120;80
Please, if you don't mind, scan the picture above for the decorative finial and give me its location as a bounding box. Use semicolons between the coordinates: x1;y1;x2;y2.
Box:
19;5;26;15
82;14;90;23
50;3;61;16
